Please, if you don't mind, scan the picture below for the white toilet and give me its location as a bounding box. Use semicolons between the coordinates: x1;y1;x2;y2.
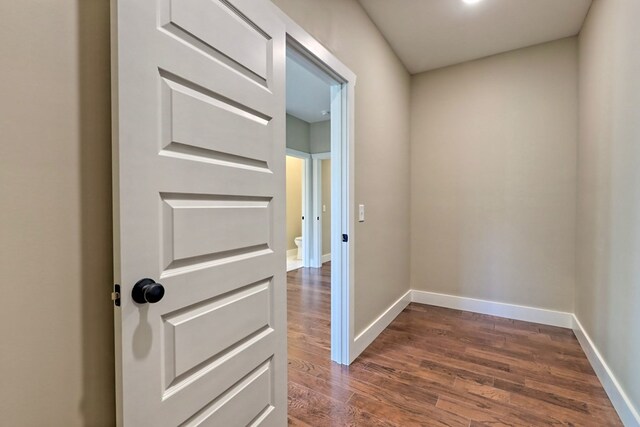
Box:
294;236;303;260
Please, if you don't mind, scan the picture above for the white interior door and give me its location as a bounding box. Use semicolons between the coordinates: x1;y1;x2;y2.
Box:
112;0;286;425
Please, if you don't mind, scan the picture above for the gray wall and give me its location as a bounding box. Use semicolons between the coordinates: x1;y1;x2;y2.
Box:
286;114;330;155
410;38;578;312
286;114;311;153
310;120;331;153
273;0;412;334
0;0;115;425
577;0;640;413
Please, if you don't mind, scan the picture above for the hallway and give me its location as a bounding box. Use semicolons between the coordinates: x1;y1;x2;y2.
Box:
287;264;621;426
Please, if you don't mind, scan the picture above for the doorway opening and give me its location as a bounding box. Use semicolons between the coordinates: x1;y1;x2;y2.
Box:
284;34;355;364
285;46;334;363
285;47;333;271
285;151;310;271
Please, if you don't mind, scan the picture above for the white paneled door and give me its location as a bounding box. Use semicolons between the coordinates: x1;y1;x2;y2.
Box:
112;0;286;425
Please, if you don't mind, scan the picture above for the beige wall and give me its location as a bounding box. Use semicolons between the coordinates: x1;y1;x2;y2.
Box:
0;0;114;425
272;0;412;334
321;159;332;256
286;156;303;251
410;38;578;312
286;114;311;153
577;0;640;412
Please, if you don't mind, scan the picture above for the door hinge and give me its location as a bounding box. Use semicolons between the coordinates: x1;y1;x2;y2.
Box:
112;284;121;307
342;233;349;243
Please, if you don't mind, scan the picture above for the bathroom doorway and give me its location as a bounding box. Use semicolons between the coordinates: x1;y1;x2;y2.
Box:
285;152;311;271
284;149;331;272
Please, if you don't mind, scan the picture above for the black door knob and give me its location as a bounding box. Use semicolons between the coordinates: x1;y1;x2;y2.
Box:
132;278;165;304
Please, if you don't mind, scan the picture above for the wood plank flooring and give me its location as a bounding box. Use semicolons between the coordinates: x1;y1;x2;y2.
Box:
287;263;622;426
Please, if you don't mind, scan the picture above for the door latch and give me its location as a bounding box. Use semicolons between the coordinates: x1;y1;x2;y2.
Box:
342;234;349;243
112;284;121;307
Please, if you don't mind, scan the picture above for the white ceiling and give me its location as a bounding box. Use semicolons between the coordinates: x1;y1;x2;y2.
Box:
358;0;592;74
286;54;331;123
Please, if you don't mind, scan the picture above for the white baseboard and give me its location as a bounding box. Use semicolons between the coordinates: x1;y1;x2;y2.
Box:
351;290;411;362
408;290;636;425
322;253;331;263
346;288;636;425
286;263;301;272
572;316;640;427
410;290;573;328
286;248;297;258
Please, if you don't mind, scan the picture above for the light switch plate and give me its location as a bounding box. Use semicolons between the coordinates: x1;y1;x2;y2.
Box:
358;204;365;222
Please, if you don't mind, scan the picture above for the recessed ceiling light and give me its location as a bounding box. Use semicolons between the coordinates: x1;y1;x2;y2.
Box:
462;0;483;4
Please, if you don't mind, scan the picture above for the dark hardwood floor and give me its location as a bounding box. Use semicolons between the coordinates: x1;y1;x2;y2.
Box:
287;263;622;426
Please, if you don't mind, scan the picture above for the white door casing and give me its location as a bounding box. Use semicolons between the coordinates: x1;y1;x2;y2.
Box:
281;19;357;364
310;152;331;269
112;0;286;425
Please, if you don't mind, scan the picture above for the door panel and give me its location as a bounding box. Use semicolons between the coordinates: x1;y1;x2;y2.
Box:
164;280;272;381
162;78;271;165
165;0;270;81
161;194;271;267
112;0;286;425
180;360;274;427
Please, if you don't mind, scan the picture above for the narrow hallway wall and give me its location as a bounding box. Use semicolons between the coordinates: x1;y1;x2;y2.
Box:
576;0;640;417
0;0;114;425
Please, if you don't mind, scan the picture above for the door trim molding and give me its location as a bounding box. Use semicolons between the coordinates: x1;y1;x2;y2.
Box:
286;148;311;159
280;10;357;365
310;157;322;268
311;146;333;267
310;156;330;269
311;151;331;160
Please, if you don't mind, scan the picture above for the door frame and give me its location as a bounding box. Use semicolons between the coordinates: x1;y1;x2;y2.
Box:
278;11;357;365
285;148;312;268
311;151;331;268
